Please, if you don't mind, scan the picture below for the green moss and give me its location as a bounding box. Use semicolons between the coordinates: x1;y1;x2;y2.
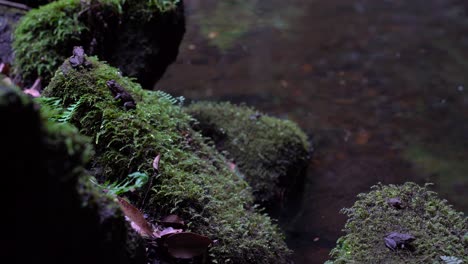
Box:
186;102;310;203
328;182;467;263
13;0;184;86
13;0;87;83
43;55;292;263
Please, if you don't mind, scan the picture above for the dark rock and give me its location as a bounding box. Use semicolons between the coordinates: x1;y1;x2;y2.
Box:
2;83;147;264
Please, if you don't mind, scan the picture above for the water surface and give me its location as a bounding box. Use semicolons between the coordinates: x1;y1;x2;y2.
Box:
158;1;468;263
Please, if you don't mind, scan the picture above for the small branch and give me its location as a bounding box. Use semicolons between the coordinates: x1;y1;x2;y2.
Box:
0;0;31;11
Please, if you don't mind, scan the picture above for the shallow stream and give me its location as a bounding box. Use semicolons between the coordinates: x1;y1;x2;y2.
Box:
158;1;468;263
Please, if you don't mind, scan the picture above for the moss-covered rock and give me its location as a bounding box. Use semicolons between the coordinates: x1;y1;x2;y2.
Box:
42;52;292;263
13;0;184;87
327;182;467;264
2;83;146;263
186;102;310;203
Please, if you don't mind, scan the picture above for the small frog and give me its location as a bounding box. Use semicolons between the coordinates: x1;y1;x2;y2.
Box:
106;80;136;110
384;232;415;251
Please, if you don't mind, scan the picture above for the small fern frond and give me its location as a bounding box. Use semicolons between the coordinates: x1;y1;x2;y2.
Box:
90;172;149;196
155;90;185;106
57;98;83;123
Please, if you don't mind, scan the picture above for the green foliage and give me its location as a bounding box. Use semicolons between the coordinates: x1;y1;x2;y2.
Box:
148;0;180;12
13;0;85;83
186;101;310;202
43;56;292;263
36;96;83;123
13;0;182;85
90;172;149;196
328;182;468;264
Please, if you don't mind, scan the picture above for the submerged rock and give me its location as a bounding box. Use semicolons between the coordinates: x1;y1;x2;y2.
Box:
2;83;146;263
13;0;185;87
186;101;311;204
327;182;467;263
42;52;292;263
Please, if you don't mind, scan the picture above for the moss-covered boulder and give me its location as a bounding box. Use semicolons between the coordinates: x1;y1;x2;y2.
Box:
2;83;146;263
327;182;467;264
186;102;310;203
42;51;292;263
13;0;184;87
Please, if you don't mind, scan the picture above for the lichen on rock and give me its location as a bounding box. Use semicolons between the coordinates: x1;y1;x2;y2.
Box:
327;182;467;264
42;52;292;263
186;101;311;204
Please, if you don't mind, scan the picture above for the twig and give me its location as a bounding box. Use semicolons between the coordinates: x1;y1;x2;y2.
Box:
0;0;31;11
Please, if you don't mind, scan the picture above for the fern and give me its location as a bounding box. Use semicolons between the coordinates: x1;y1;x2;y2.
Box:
440;256;463;264
155;90;185;106
90;172;149;196
35;97;83;123
57;98;83;122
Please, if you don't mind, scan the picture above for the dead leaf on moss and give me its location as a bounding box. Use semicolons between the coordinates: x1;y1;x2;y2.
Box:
154;227;183;238
153;154;161;171
158;214;185;228
23;78;42;98
0;63;10;76
227;161;236;172
117;196;154;238
164;232;212;259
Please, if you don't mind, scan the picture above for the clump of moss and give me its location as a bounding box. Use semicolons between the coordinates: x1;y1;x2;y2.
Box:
327;182;467;263
2;84;146;263
186;102;310;203
13;0;184;87
43;53;292;263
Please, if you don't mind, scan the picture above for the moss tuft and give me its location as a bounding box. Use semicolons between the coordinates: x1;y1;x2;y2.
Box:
186;102;310;203
328;182;467;264
43;54;292;263
13;0;184;87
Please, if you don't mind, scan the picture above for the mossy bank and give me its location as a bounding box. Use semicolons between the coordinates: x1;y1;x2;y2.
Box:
186;102;310;204
327;182;467;264
2;82;146;263
13;0;184;87
42;52;292;263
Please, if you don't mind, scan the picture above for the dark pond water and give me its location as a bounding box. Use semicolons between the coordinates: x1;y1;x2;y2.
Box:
158;0;468;263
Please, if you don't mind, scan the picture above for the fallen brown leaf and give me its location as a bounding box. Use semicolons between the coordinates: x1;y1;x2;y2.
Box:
153;154;161;171
164;232;212;259
355;129;371;145
158;214;185;228
117;196;154;238
0;63;10;76
23;78;42;98
154;227;183;238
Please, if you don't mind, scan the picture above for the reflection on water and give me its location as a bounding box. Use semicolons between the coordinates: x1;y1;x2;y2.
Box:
157;0;468;263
